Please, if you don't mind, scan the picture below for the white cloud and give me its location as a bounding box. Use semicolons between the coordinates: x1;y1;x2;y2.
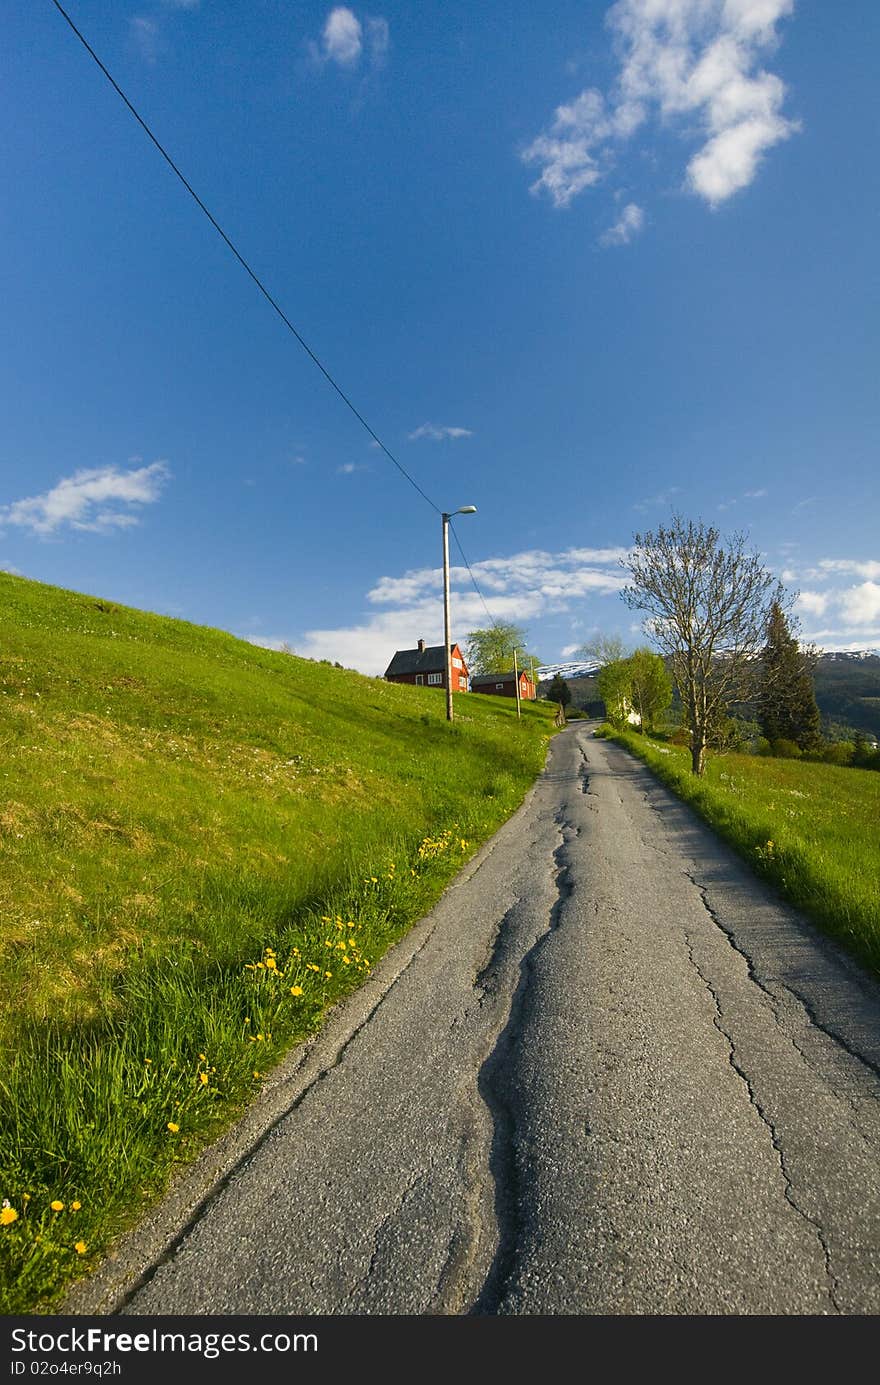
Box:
311;8;389;71
337;462;367;474
130;17;161;63
600;202;644;245
524;0;797;211
818;558;880;582
1;562;23;576
407;423;473;442
0;462;170;537
322;8;363;65
795;590;828;617
838;581;880;628
282;546;627;673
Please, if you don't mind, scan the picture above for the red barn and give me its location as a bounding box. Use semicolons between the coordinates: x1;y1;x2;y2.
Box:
384;638;470;692
470;669;536;701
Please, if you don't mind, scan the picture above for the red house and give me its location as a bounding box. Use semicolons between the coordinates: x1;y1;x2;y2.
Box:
384;638;470;692
470;669;536;701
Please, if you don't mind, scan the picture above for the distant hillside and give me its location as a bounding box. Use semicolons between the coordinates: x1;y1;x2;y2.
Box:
537;650;880;737
814;652;880;737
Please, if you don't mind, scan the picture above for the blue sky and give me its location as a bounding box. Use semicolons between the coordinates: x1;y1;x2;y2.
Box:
2;0;878;673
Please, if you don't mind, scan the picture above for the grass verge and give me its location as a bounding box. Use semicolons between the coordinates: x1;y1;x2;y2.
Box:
0;573;559;1312
600;726;880;979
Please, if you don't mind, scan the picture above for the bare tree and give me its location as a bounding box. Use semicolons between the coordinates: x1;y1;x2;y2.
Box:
621;515;782;775
579;632;630;666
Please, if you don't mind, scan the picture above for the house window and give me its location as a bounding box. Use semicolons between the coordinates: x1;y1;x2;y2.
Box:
496;683;504;690
427;672;443;686
415;674;424;685
452;657;462;669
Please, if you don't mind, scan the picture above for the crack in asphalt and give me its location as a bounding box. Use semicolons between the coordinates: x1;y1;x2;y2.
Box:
467;811;576;1316
682;870;880;1090
681;920;842;1314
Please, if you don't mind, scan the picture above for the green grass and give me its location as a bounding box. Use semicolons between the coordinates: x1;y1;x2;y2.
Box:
0;572;558;1312
602;727;880;977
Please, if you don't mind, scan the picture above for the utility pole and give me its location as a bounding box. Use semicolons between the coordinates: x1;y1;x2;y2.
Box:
513;646;522;721
441;506;477;723
442;512;453;723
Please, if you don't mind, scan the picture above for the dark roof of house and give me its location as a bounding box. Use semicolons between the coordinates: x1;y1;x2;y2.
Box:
471;670;533;686
384;643;463;677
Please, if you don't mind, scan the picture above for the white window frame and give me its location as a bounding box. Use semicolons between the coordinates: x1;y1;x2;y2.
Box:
427;672;443;686
415;674;424;685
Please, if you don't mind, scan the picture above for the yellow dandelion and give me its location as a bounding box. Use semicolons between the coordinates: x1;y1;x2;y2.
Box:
199;1072;209;1086
167;1122;179;1133
256;1033;264;1041
290;986;303;996
51;1201;64;1212
324;971;332;979
22;1193;30;1203
198;1053;207;1062
321;916;332;923
265;957;278;971
370;876;378;883
343;956;351;965
0;1207;18;1226
71;1201;81;1211
253;1071;261;1079
74;1241;87;1255
144;1058;153;1065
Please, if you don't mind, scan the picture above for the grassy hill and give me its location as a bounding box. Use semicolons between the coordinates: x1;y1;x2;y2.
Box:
0;572;557;1311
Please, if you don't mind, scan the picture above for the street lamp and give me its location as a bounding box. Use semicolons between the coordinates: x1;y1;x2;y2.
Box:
442;505;477;722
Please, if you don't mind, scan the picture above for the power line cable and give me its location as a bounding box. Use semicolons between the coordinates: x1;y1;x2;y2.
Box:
49;0;440;516
50;1;516;651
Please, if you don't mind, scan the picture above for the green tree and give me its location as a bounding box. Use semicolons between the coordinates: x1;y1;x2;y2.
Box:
547;673;572;709
597;659;633;727
464;623;540;676
628;647;673;732
758;601;822;752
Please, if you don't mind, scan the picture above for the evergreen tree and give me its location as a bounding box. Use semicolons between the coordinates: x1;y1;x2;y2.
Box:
547;673;572;708
758;601;822;751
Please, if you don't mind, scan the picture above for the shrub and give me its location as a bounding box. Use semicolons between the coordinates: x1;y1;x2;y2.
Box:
755;736;772;756
822;741;854;766
670;726;691;747
593;722;615;739
771;738;802;759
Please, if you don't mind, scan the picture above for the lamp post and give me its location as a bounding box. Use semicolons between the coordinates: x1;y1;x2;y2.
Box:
442;505;477;722
512;645;522;721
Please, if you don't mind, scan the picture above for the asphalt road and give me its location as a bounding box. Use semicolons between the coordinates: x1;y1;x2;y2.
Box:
67;722;880;1316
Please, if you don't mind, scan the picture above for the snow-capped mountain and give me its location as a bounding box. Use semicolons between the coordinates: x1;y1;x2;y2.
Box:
819;649;880;662
535;660;601;682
